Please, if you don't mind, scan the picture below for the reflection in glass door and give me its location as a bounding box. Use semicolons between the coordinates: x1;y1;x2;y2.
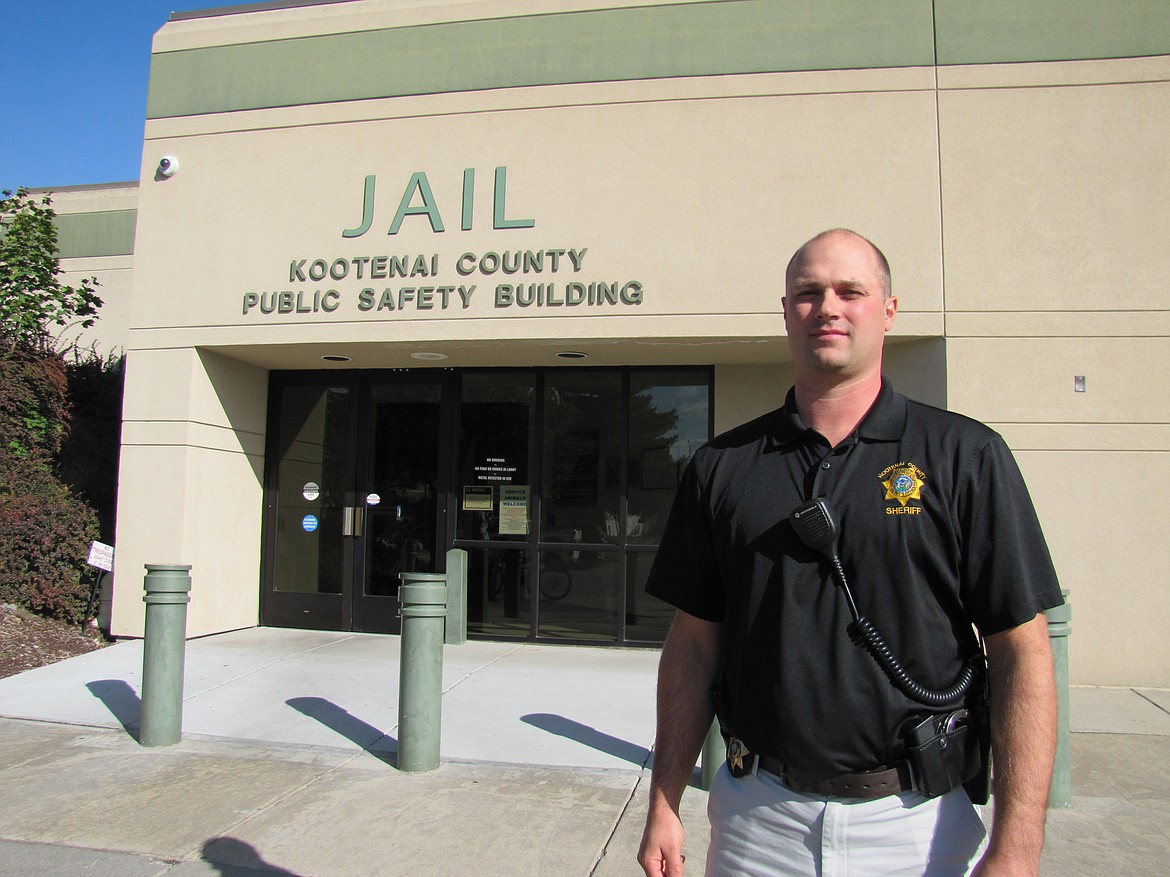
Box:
353;381;444;632
263;367;709;644
539;371;623;641
456;372;536;639
263;380;354;630
456;367;711;645
263;374;446;633
624;371;713;642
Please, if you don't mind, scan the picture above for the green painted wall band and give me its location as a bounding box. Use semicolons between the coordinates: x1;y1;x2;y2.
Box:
55;210;137;258
146;0;936;119
146;0;1170;121
934;0;1170;66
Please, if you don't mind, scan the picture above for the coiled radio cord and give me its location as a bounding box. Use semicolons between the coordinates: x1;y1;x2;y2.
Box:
792;499;974;708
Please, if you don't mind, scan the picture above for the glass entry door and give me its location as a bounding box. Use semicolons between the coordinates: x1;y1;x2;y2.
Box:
262;373;448;633
262;365;708;644
353;380;445;631
456;368;711;645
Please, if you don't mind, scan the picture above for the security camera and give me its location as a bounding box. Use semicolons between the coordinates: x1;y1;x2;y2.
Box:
158;156;179;177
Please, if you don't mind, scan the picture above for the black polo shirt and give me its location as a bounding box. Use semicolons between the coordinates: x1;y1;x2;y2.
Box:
646;379;1063;776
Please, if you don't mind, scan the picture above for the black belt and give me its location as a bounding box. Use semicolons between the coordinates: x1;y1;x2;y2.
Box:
755;755;914;801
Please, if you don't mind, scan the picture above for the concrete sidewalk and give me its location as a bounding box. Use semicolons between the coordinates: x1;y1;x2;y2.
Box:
1;627;1168;875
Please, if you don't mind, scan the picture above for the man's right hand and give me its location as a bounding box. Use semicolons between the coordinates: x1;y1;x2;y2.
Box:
637;806;687;876
637;610;723;876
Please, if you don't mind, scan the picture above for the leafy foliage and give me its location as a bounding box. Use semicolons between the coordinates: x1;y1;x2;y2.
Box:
0;442;100;622
1;188;102;354
0;350;104;622
0;350;117;623
0;349;71;458
0;188;109;623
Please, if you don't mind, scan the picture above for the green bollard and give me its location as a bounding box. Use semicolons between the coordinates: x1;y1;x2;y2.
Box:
140;564;192;747
398;573;448;772
444;549;467;646
700;718;723;791
1046;590;1072;807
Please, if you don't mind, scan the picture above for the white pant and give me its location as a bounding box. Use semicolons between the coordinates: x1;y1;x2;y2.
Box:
705;763;987;877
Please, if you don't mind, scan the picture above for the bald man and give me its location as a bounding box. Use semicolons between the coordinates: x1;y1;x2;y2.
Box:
638;230;1062;877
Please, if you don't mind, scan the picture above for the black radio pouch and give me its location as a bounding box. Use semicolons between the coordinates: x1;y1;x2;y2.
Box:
901;709;981;799
901;656;992;804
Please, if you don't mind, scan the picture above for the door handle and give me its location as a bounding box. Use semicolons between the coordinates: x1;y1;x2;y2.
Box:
342;506;364;537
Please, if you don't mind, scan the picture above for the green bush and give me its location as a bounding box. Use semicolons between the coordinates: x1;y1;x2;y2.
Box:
1;190;109;623
0;350;100;623
0;349;71;458
0;446;99;622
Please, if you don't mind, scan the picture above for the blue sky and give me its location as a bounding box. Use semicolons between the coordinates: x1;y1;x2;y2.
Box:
1;1;258;193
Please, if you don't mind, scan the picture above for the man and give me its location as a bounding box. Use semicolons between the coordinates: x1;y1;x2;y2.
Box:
637;229;1063;877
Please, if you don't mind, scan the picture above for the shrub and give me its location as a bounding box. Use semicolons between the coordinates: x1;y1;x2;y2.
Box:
0;350;100;623
0;190;108;624
0;349;70;458
0;445;99;622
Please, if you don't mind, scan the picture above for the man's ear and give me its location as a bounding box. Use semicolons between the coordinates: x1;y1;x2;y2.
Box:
884;295;898;330
781;296;789;322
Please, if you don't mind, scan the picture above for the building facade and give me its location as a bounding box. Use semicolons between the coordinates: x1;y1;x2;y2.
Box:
52;0;1170;685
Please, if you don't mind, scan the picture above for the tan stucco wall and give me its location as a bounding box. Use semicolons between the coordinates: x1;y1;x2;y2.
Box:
56;253;133;358
44;185;138;357
128;71;944;368
937;59;1170;686
92;2;1170;684
111;348;267;636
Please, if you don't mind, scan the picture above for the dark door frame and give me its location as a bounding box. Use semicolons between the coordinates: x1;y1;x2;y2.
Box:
260;365;712;644
260;369;455;633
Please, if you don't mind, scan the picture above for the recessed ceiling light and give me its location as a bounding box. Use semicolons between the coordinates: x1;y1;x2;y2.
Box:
321;354;351;362
410;352;448;361
555;351;588;359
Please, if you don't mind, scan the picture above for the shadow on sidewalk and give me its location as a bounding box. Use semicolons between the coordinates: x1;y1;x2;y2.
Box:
522;712;652;767
286;696;397;765
86;679;140;739
202;836;303;876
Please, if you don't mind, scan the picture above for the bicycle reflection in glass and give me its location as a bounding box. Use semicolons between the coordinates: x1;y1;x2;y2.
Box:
487;552;572;602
